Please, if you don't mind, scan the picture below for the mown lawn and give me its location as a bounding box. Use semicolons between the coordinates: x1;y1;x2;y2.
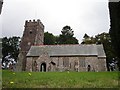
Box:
2;70;119;88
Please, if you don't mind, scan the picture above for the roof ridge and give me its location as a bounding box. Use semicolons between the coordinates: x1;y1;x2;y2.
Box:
32;44;98;46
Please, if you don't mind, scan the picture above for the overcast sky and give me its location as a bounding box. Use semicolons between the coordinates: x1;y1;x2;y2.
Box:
1;0;110;43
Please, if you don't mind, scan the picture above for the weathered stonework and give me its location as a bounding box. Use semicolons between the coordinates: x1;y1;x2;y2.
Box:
17;19;44;71
26;55;107;72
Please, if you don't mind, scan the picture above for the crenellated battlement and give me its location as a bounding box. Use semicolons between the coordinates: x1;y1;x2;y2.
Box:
25;19;40;23
25;19;44;29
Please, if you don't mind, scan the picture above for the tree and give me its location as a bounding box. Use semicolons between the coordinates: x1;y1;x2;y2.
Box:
2;53;16;69
81;33;96;44
44;32;56;45
58;25;79;44
83;33;90;39
109;1;120;70
2;36;20;69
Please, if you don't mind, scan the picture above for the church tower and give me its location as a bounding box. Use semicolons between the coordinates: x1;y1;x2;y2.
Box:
17;19;44;71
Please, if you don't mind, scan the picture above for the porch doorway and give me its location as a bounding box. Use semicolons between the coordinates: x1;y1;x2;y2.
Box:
40;62;46;72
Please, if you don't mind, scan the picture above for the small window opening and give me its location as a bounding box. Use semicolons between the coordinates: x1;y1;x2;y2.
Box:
30;30;32;34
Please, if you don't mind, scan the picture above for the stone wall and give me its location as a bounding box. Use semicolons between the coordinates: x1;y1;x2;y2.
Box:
98;58;107;71
26;55;107;72
17;19;44;71
26;57;33;72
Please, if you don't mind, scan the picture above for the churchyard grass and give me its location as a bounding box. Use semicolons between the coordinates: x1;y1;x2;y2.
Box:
2;70;119;88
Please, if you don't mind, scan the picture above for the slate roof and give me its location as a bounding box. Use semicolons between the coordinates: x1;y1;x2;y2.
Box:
27;44;106;58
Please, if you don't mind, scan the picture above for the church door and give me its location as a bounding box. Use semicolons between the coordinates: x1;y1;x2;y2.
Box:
40;62;46;72
87;65;91;72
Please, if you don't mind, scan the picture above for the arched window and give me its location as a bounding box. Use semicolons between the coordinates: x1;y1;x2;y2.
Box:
33;61;37;71
63;57;69;67
74;60;79;72
29;30;32;34
80;59;85;67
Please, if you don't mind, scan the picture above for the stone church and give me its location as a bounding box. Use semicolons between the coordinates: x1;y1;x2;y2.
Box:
17;19;107;72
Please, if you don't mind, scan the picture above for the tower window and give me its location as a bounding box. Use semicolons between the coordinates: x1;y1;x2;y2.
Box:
30;30;32;34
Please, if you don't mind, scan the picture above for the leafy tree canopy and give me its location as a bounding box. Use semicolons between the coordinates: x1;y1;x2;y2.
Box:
58;25;79;44
44;32;56;45
2;36;20;64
